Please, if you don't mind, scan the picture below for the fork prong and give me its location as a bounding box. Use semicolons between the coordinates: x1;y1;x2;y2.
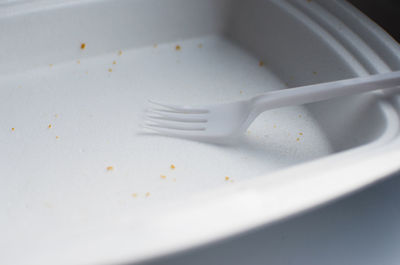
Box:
148;100;209;114
142;124;202;138
143;121;206;131
145;109;208;123
145;114;207;123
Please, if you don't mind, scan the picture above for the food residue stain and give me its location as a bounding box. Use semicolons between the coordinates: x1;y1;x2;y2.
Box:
118;50;123;56
145;192;151;197
106;166;114;171
225;176;230;181
160;175;167;179
170;164;175;170
259;61;264;67
131;193;138;198
108;68;113;72
80;43;86;50
175;45;181;51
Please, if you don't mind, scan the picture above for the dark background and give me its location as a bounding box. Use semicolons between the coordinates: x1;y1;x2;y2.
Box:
348;0;400;42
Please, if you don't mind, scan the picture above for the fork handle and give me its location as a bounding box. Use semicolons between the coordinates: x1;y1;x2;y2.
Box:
251;71;400;113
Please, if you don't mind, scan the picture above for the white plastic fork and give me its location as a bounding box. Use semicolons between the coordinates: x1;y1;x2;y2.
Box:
143;71;400;143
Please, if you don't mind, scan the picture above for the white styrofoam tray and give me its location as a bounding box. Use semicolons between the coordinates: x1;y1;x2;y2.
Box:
1;0;400;264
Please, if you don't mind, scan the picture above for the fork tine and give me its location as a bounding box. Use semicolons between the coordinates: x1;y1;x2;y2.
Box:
142;124;204;138
145;109;208;123
145;113;207;123
148;100;209;114
143;121;206;131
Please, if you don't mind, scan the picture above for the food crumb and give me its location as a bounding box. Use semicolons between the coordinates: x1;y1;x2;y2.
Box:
55;114;59;118
259;61;264;67
198;43;203;48
108;68;113;72
175;45;181;51
131;193;138;198
112;60;116;65
49;64;53;67
77;60;80;64
173;178;177;182
298;114;302;118
273;124;277;128
299;132;303;136
48;124;52;129
106;166;114;171
118;50;122;56
80;43;86;50
170;164;175;170
240;90;243;94
85;71;89;75
145;192;151;197
11;128;15;132
153;44;158;48
56;136;60;139
225;176;230;181
296;137;300;142
312;71;317;75
160;175;167;179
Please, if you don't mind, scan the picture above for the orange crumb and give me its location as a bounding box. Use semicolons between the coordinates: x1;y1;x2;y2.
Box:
11;128;15;131
106;166;114;171
80;43;86;50
55;136;60;139
299;132;303;136
77;60;80;64
145;192;150;197
225;176;230;181
48;124;52;129
118;50;122;56
198;43;203;48
259;61;264;67
175;45;181;51
296;138;300;141
112;60;116;65
153;44;158;48
160;175;167;179
131;193;138;198
170;164;175;169
108;68;112;72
